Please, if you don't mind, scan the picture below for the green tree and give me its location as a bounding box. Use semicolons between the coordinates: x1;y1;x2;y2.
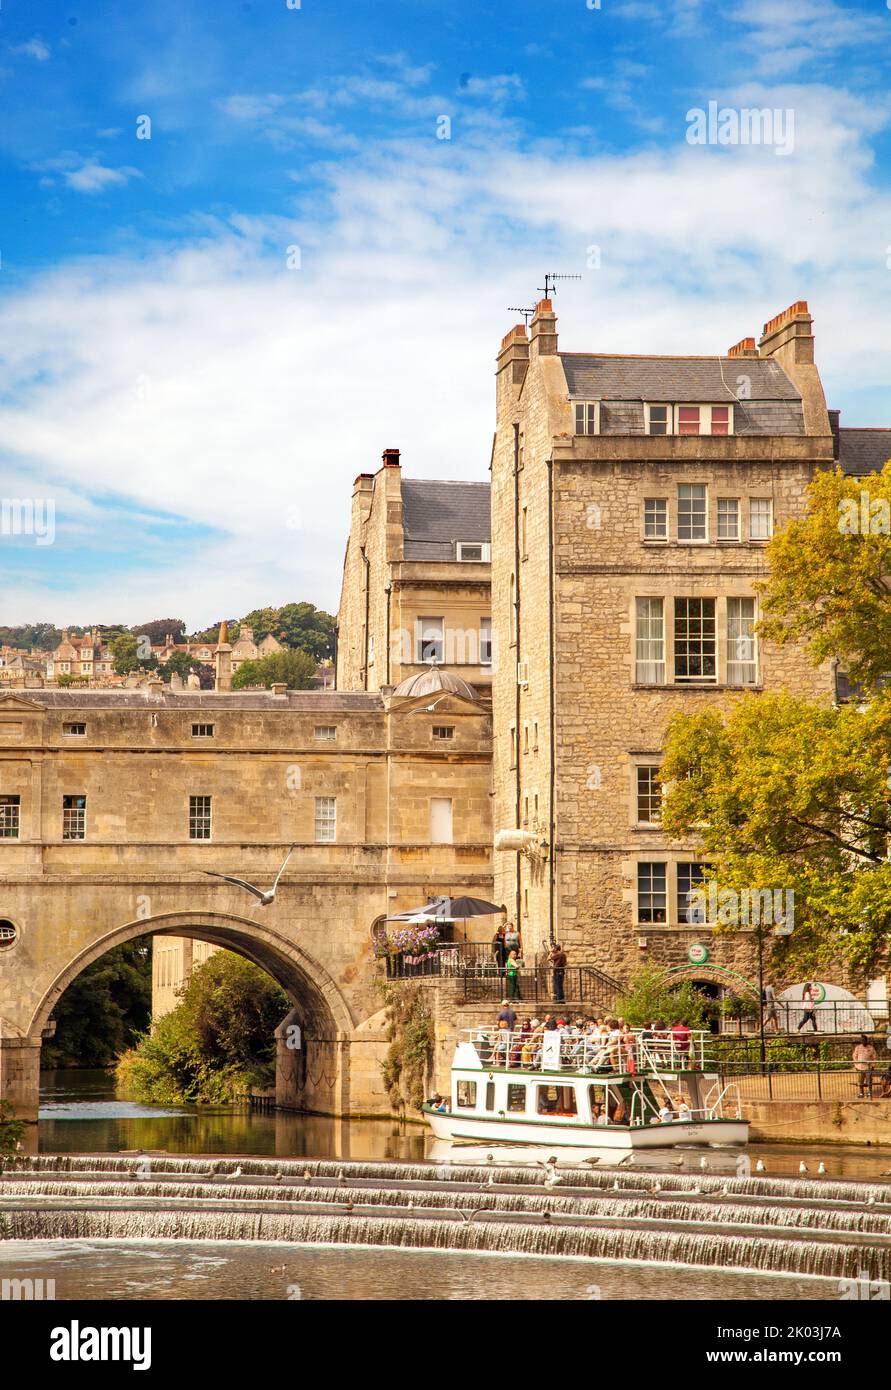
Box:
660;692;891;980
111;633;140;675
758;462;891;690
0;1100;25;1159
130;618;187;647
232;648;316;690
162;649;198;683
116;953;289;1104
614;967;713;1029
276;602;336;660
238;607;279;644
43;941;152;1068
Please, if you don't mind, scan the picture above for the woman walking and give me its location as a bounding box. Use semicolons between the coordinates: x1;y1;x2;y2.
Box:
853;1035;877;1098
797;982;819;1033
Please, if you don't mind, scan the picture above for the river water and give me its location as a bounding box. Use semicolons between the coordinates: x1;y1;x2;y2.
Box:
4;1069;882;1301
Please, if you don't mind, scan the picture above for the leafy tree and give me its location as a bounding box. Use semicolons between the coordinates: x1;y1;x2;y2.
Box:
614;967;713;1030
0;1100;25;1158
162;650;199;683
232;648;316;690
660;692;891;981
116;953;289;1104
276;602;335;660
43;941;152;1068
130;618;187;647
758;462;891;690
112;633;141;675
238;607;279;644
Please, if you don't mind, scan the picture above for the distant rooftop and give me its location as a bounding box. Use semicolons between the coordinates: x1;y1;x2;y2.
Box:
0;689;382;711
560;353;801;402
837;428;891;477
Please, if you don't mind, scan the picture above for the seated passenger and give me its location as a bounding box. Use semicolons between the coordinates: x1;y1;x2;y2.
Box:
658;1102;674;1123
591;1102;609;1126
676;1098;693;1122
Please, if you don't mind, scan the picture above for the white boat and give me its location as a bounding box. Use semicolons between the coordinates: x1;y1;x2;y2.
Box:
423;1027;748;1150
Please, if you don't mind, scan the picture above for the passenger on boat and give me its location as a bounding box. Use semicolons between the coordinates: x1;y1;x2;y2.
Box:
671;1019;692;1063
658;1101;675;1123
493;1020;512;1064
497;1000;517;1032
522;1020;543;1068
591;1102;609;1126
676;1097;693;1122
427;1093;448;1112
511;1019;532;1067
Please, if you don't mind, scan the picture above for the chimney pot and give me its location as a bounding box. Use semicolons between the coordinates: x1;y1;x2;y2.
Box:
727;337;757;358
382;448;400;467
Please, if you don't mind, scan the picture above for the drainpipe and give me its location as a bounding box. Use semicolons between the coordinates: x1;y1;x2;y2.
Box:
547;455;556;948
513;423;522;933
361;547;370;691
384;582;392;685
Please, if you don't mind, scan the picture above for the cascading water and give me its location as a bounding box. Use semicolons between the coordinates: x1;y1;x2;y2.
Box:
2;1155;888;1280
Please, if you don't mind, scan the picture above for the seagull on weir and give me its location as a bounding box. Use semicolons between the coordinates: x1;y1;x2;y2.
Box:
202;845;297;907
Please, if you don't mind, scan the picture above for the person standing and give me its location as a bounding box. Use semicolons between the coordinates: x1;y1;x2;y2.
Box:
763;981;780;1033
505;949;520;1001
549;942;567;1003
491;925;506;974
797;982;818;1033
496;999;517;1032
504;921;521;959
853;1035;877;1098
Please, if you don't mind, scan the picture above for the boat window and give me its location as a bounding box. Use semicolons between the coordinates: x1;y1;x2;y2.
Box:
589;1084;609;1125
507;1083;527;1113
485;1081;496;1112
456;1081;477;1108
536;1085;577;1117
606;1086;628;1124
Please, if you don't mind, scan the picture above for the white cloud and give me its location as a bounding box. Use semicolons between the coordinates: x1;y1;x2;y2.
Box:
12;38;50;62
63;163;141;193
735;0;887;79
2;83;891;625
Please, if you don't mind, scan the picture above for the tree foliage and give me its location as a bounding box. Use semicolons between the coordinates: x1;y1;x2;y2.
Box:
116;952;289;1104
758;462;891;690
614;967;713;1029
43;941;152;1068
232;648;316;690
130;618;187;646
0;1100;25;1159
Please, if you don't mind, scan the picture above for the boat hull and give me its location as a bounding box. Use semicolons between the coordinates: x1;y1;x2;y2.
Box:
422;1107;748;1149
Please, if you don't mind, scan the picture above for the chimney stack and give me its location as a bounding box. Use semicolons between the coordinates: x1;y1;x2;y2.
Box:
758;299;830;438
381;448;400;468
727;337;757;358
529;298;557;357
214;620;232;692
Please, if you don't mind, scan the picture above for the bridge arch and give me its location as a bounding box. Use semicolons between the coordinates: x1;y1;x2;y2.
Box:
660;963;759;996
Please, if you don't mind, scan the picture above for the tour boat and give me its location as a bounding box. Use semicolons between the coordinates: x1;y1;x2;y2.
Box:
422;1027;748;1149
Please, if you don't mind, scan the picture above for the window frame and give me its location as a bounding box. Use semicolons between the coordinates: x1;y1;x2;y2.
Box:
727;596;758;686
635;597;665;686
0;794;21;840
313;725;337;741
676;483;708;543
749;497;774;541
637;862;667;923
62;794;87;841
432;725;454;742
62;722;87;737
716;497;741;542
314;795;337;843
673;596;717;685
677;861;711;925
645;403;670;436
643;497;668;541
188;794;212;841
416;616;444;664
191;723;215;739
636;766;662;826
573;400;600;436
479;616;493;666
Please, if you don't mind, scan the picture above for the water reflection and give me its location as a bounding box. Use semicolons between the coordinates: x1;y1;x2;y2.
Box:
0;1239;838;1302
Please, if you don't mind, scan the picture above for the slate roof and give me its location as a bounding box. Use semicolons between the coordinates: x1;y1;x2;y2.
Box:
560;353;801;402
837;428;891;476
0;690;383;711
400;479;491;561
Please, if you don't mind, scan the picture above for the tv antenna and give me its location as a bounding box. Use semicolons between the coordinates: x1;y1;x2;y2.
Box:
537;272;581;299
507;305;536;328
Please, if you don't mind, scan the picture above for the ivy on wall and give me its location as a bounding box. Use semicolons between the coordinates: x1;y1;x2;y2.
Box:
380;984;434;1111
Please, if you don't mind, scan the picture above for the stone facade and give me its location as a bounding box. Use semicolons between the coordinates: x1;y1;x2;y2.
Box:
336;449;492;694
490;298;856;988
0;682;493;1120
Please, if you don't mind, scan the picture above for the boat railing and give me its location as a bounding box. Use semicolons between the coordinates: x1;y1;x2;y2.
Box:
462;1026;716;1075
702;1079;743;1120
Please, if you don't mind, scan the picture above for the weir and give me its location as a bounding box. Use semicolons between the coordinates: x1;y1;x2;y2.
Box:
2;1156;888;1281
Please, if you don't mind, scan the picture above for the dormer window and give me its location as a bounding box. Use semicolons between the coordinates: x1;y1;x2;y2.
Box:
647;404;733;436
456;542;491;562
574;401;599;436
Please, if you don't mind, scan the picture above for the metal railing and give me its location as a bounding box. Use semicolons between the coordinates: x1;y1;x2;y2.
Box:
381;946;622;1013
463;1026;715;1075
722;999;889;1036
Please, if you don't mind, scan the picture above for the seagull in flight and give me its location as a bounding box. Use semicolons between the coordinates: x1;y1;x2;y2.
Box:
202;845;297;907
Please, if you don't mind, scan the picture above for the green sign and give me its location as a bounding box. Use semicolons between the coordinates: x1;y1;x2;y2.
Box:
688;943;709;966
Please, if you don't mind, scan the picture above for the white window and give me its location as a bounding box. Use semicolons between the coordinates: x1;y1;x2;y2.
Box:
189;795;211;841
417;617;444;663
479;617;493;666
646;404;669;436
63;722;86;736
749;498;773;540
674;598;717;683
643;498;668;540
727;597;758;686
636;767;662;824
457;541;491;562
717;498;740;541
315;796;337;842
0;795;21;839
62;795;86;841
314;725;337;741
432;725;454;741
637;863;667;922
430;797;453;845
677;484;707;541
191;723;214;738
635;598;665;685
574;401;599;435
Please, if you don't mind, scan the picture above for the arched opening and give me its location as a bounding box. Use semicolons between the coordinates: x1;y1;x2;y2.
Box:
28;911;355;1119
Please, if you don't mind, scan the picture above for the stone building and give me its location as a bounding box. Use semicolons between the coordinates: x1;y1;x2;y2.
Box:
46;628;115;682
490;296;887;991
336;448;492;694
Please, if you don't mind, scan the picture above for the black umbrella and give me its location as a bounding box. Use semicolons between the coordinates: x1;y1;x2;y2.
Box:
388;895;506;922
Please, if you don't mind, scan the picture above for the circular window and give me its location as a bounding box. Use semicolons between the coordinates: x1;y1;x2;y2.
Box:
0;919;18;948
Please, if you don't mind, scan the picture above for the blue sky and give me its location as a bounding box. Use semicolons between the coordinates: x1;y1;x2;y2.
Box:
1;0;890;626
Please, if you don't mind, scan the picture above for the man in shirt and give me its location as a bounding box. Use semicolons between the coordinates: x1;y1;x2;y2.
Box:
496;1000;517;1033
549;943;568;1003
